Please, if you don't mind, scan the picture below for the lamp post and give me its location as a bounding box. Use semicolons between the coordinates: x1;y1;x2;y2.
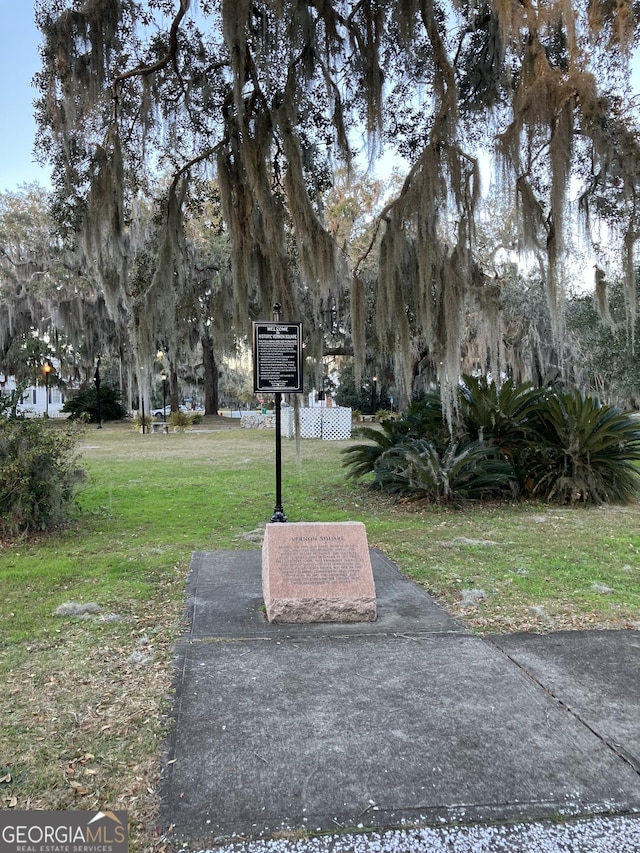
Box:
161;372;167;422
371;375;378;414
139;365;147;434
42;360;53;417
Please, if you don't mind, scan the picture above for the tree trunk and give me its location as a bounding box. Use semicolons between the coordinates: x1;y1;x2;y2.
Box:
202;329;219;415
170;364;179;411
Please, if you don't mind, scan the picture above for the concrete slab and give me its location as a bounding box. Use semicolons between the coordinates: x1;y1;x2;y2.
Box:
490;630;640;769
160;551;640;845
186;548;461;639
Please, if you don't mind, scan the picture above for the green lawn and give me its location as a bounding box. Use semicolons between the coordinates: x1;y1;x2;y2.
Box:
1;419;639;845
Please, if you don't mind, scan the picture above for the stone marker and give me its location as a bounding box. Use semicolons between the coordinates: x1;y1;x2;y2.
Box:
262;521;377;623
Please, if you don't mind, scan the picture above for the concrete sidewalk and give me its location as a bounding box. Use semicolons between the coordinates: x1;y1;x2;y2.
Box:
159;550;640;847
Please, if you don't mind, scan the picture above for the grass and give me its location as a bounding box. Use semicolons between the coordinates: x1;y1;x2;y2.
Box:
1;418;639;848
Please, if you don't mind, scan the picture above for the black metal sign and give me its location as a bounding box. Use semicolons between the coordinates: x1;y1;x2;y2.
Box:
253;322;303;393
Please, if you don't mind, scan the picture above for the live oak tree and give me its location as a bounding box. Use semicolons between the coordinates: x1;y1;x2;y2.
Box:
0;184;123;387
178;185;235;414
33;0;640;414
566;272;640;408
0;181;231;413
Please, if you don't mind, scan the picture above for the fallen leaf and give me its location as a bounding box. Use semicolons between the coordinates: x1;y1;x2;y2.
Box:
0;773;12;784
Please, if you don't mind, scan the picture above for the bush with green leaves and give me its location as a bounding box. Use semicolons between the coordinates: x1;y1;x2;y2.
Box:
457;374;549;491
133;413;152;430
342;424;400;481
168;410;193;431
0;414;84;537
62;384;126;422
342;393;448;482
343;377;640;506
458;375;544;447
397;393;449;446
373;438;518;503
524;388;640;504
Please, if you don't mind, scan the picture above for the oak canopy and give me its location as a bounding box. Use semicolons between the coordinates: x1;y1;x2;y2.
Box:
33;0;640;406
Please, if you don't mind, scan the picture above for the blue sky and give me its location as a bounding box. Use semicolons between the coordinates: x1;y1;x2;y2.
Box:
0;4;638;196
0;1;51;192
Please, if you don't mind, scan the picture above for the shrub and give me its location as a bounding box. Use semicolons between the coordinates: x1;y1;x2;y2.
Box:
341;393;449;482
401;393;449;448
373;438;518;503
525;388;640;504
168;410;192;431
63;385;126;422
458;374;544;449
342;423;409;481
457;374;548;491
374;410;398;422
0;414;84;537
342;378;640;506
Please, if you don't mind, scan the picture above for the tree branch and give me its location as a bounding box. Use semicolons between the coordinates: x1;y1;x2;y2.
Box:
172;146;220;186
113;0;190;87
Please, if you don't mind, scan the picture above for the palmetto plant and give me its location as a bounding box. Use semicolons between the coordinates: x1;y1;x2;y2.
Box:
341;393;447;482
525;388;640;504
458;374;544;452
342;377;640;506
341;424;402;482
373;438;518;503
400;392;449;446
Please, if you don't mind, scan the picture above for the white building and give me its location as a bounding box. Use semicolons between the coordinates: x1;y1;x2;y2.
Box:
0;372;68;417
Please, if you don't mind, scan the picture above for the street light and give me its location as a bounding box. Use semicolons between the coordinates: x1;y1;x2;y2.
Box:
161;372;167;422
42;360;53;417
371;375;378;414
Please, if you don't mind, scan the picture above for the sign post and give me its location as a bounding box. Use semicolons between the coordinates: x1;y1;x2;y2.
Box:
253;304;303;523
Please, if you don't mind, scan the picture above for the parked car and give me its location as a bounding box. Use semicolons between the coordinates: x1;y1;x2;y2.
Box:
153;404;188;418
